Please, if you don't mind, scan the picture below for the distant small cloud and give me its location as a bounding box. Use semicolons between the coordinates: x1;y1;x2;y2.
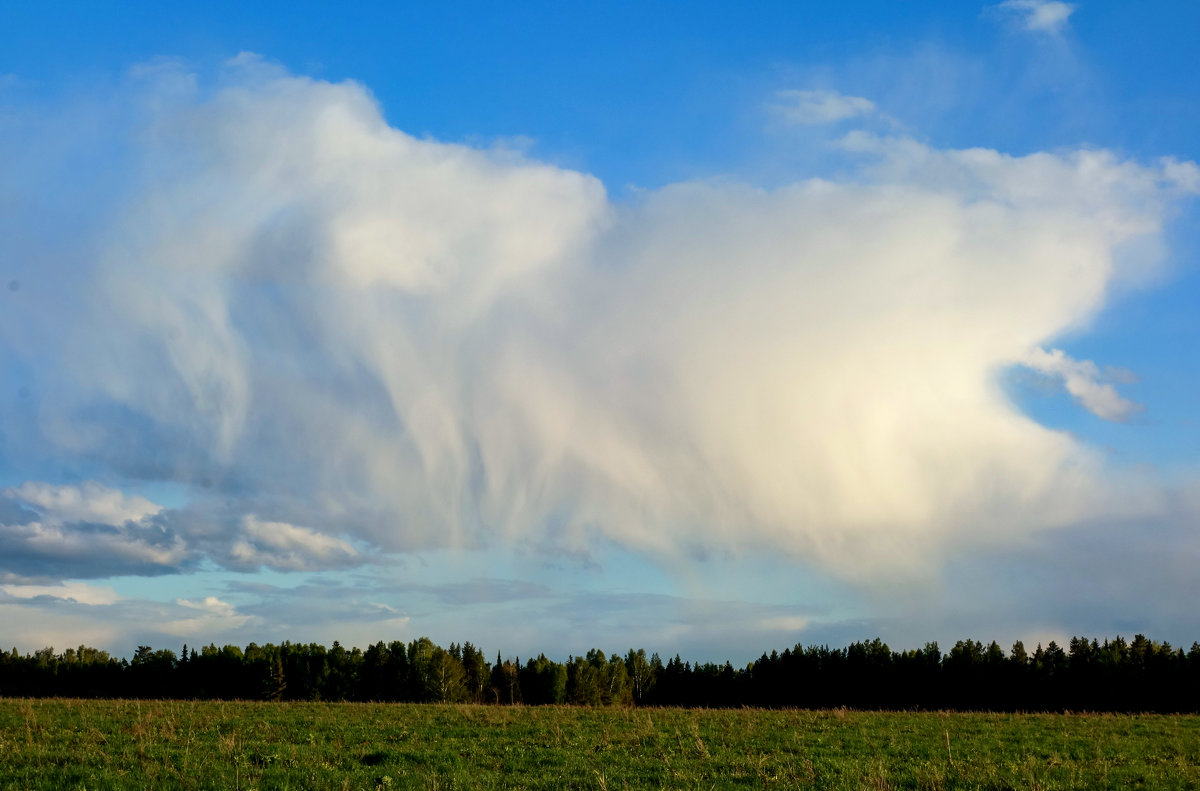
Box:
126;57;198;102
1021;347;1142;422
162;596;255;636
176;595;240;615
1160;157;1200;193
0;581;122;606
771;89;877;126
225;51;268;69
994;0;1077;34
756;615;809;633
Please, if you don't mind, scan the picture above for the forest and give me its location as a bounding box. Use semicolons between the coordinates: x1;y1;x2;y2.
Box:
3;634;1199;712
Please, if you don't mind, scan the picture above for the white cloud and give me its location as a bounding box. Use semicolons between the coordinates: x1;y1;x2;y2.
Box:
995;0;1076;34
3;519;187;567
229;515;360;571
176;595;238;615
162;595;255;636
757;615;810;633
1160;157;1200;193
0;482;188;579
0;581;123;606
1021;347;1142;422
5;481;162;525
0;60;1194;587
772;89;877;125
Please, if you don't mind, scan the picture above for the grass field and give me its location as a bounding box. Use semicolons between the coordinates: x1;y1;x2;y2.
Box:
1;699;1199;790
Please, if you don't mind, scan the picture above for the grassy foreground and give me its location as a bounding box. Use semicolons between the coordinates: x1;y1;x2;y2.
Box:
1;700;1199;790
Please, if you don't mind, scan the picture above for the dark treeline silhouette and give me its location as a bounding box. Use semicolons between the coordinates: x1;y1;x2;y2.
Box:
3;635;1200;711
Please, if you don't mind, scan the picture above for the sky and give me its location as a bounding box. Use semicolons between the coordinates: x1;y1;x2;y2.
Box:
1;0;1199;663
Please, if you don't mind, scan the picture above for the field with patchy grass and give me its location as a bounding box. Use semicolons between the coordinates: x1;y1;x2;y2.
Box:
1;699;1198;789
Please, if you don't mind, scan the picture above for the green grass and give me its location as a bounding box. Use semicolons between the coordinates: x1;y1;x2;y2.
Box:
1;700;1199;789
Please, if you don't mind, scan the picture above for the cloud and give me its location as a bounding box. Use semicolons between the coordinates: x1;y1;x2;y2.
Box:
756;615;811;633
771;89;877;125
162;595;255;636
1021;347;1142;421
1160;157;1200;193
994;0;1077;35
924;498;1200;650
228;515;360;572
0;481;367;579
0;484;188;580
0;59;1196;588
220;578;420;644
4;481;161;525
0;581;122;606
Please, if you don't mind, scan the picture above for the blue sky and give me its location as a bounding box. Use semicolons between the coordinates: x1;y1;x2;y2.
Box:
1;1;1199;662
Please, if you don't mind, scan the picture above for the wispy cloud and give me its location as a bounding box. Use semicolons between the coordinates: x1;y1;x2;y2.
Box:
994;0;1077;35
5;482;161;526
162;596;255;636
771;89;878;125
229;516;361;572
0;581;123;606
1021;347;1143;422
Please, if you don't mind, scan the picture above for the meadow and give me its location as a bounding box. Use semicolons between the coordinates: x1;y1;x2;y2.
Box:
1;699;1198;790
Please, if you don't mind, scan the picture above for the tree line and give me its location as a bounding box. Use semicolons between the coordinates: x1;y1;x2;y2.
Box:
3;635;1200;711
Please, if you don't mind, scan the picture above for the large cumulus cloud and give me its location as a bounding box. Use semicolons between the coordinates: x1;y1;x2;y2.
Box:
1;56;1196;584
